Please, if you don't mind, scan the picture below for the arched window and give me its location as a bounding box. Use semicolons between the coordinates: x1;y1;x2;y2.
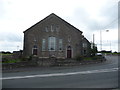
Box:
42;39;46;51
48;37;56;51
59;39;63;50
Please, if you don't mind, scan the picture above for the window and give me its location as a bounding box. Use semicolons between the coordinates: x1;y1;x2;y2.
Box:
68;36;71;42
51;25;54;32
32;45;37;55
56;25;59;32
42;39;46;51
59;39;63;50
48;37;56;51
45;26;48;32
84;50;86;54
83;43;87;48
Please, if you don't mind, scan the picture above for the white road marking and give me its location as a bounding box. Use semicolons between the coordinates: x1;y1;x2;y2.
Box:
1;68;118;80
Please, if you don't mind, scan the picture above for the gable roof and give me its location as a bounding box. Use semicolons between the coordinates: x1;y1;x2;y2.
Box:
82;36;90;44
23;13;83;33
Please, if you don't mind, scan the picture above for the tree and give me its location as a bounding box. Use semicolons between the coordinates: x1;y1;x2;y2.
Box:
90;43;98;56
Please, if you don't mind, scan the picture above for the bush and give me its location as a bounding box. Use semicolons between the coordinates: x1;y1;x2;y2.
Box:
2;51;10;54
2;58;9;63
21;57;28;61
92;56;98;60
28;55;33;61
84;57;92;60
2;58;21;63
75;56;83;61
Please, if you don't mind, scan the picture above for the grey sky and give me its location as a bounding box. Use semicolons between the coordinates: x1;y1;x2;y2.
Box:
0;0;119;52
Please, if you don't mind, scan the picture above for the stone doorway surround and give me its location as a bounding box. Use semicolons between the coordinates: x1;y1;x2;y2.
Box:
67;46;72;58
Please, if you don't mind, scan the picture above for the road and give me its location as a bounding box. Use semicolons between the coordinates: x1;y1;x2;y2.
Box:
2;55;119;88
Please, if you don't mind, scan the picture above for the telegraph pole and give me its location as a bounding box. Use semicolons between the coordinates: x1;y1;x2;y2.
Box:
100;29;102;52
93;34;95;48
92;34;96;56
17;46;19;51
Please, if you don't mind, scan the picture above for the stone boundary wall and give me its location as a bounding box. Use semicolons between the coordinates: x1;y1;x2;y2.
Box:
2;56;106;70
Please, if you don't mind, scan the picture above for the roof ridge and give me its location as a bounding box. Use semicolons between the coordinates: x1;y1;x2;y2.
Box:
23;13;82;33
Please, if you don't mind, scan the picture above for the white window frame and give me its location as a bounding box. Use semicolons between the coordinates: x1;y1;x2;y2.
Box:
51;25;54;32
59;39;63;51
48;37;56;51
83;43;87;48
45;26;48;32
42;39;46;51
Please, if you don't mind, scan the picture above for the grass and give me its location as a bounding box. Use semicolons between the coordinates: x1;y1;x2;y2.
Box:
1;53;13;56
75;55;102;61
2;58;21;64
1;53;21;63
112;53;120;55
84;57;93;60
83;56;103;61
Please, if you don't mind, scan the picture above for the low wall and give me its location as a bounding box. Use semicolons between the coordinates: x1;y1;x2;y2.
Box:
2;58;56;70
2;61;37;70
2;57;106;70
36;58;56;67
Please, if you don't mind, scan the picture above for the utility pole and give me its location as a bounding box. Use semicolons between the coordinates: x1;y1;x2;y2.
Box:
106;30;111;51
93;34;95;49
100;30;102;52
17;46;19;51
92;34;96;56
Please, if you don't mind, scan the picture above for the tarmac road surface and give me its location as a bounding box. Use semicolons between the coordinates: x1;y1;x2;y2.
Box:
2;55;119;88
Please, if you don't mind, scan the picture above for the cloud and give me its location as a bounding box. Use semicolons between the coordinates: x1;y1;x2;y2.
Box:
70;0;118;32
0;32;22;42
99;3;118;29
0;0;119;52
0;41;23;52
0;0;6;19
0;32;23;52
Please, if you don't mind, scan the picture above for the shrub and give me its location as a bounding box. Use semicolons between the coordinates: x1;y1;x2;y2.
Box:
75;56;83;61
92;56;98;60
2;58;21;63
2;58;9;63
28;55;33;61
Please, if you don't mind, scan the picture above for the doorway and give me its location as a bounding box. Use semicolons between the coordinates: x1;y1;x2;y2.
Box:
67;46;72;58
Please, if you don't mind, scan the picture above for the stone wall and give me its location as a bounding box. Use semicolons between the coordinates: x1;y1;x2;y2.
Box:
23;13;89;59
3;55;106;70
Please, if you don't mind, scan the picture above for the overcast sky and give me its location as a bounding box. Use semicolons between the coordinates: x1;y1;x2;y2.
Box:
0;0;119;52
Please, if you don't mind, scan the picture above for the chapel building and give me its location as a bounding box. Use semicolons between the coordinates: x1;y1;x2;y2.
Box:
23;13;91;59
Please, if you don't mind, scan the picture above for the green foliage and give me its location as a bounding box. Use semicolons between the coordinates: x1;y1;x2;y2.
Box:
21;57;28;61
2;53;13;56
83;57;93;60
76;56;103;61
75;56;83;61
75;55;102;61
91;56;99;60
2;58;21;63
100;50;112;53
90;46;98;56
112;52;120;55
28;55;33;61
1;51;12;54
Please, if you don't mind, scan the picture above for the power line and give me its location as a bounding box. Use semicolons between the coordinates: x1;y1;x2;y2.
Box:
102;18;119;30
101;1;119;30
99;17;119;51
